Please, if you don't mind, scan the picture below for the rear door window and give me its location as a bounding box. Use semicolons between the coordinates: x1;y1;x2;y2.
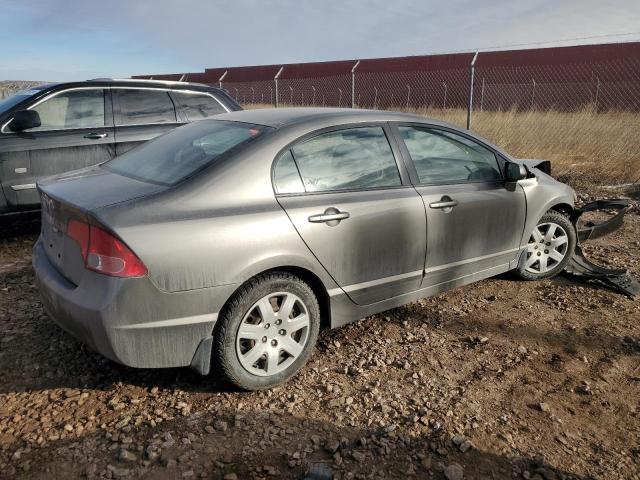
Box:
115;89;176;125
290;126;401;192
171;91;226;121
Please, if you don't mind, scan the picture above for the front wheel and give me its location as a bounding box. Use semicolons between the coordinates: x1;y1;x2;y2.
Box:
516;211;576;280
213;272;320;390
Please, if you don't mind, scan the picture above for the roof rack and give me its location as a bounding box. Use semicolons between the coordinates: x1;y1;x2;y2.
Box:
86;78;212;88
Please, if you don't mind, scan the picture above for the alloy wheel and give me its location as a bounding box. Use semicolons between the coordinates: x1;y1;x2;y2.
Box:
524;222;569;274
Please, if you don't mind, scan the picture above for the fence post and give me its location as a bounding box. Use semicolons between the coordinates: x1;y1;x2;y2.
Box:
274;67;284;108
351;60;360;108
218;70;228;90
480;77;485;111
466;51;479;130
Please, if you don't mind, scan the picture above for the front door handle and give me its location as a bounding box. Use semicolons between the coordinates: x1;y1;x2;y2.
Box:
84;132;108;140
429;200;458;209
429;196;458;210
308;207;350;225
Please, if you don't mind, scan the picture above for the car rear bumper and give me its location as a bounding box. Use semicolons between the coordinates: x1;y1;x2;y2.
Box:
33;239;235;372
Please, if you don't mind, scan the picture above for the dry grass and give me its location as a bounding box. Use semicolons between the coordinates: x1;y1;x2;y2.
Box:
244;103;640;187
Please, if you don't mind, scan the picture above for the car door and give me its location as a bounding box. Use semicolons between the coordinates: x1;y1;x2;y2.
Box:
392;124;526;287
112;88;182;155
0;87;115;210
274;125;427;305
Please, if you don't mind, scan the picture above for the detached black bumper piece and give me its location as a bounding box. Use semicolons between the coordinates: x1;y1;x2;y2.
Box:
565;199;639;299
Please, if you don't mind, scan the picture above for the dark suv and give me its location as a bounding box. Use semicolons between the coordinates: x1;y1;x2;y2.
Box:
0;79;241;217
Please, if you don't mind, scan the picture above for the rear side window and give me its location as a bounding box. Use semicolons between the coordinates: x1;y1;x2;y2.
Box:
290;127;401;192
171;91;225;121
273;150;304;194
103;120;270;186
398;126;501;184
115;89;176;125
30;89;106;130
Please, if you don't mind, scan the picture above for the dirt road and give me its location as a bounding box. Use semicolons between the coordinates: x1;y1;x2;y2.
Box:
1;195;638;479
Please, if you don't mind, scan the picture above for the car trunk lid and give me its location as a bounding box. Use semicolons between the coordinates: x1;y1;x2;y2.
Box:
37;167;164;285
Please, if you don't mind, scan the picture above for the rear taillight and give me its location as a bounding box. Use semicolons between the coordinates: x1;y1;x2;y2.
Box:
67;219;147;278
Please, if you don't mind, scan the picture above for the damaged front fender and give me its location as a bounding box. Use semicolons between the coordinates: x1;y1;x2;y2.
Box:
565;199;639;298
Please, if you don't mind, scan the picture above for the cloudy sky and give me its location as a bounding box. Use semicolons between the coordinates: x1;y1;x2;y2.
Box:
1;0;639;81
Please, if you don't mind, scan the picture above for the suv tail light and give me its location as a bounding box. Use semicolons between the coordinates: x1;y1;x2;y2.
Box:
67;219;147;278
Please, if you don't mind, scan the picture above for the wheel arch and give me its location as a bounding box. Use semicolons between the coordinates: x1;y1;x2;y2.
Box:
548;202;575;218
219;264;333;332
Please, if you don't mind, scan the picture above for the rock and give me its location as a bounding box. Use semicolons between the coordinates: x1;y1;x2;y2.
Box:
352;451;366;462
223;475;238;480
517;345;528;355
119;450;137;462
444;463;464;480
539;402;551;412
459;440;473;453
575;382;592;395
263;465;278;476
214;420;228;432
325;441;340;453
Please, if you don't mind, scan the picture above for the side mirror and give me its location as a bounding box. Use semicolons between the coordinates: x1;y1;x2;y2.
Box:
9;110;41;132
505;162;527;182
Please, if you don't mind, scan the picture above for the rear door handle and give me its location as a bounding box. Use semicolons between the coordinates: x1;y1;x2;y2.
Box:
429;197;459;209
84;132;108;140
308;208;350;224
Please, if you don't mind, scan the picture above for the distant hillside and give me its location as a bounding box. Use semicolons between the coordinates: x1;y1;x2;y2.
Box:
0;81;45;100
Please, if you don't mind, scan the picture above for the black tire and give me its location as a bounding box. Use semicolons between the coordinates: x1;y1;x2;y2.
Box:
516;210;576;281
213;271;320;390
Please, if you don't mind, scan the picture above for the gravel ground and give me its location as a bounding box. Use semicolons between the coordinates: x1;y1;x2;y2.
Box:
0;192;639;480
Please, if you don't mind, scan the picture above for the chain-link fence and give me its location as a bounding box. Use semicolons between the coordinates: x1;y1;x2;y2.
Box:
201;45;640;185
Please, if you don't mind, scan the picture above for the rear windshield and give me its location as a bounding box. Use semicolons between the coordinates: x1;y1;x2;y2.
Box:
103;120;271;186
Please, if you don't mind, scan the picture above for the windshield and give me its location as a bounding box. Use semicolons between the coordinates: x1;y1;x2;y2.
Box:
0;88;43;115
103;120;271;186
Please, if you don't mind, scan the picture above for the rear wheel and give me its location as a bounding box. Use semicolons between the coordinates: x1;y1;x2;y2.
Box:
213;272;320;390
516;211;576;280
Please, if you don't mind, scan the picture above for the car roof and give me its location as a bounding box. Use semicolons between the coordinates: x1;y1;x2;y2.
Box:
215;107;455;129
40;78;224;93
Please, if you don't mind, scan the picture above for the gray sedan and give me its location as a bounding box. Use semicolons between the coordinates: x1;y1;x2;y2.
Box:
34;108;576;390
